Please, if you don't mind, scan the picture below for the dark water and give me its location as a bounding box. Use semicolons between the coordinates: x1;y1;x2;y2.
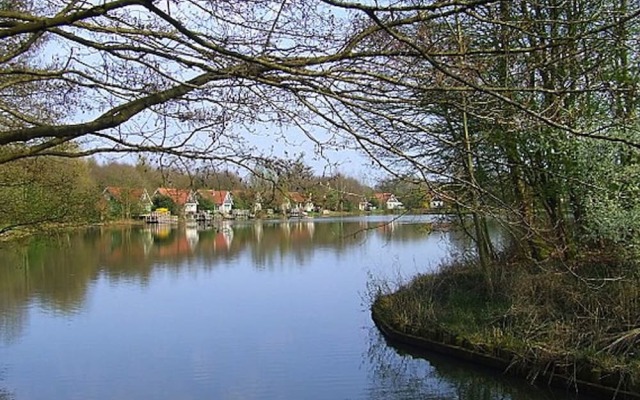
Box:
0;216;585;399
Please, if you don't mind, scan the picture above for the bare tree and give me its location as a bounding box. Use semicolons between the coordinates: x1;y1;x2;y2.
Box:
0;0;370;165
2;0;640;256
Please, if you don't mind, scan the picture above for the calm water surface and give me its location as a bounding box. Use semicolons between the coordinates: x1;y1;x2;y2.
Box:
0;216;584;399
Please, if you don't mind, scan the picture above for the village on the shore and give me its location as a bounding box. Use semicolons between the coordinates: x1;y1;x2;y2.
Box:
101;186;447;224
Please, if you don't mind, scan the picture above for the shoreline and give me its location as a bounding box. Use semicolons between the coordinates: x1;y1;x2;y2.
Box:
372;299;640;400
370;276;640;400
0;210;445;242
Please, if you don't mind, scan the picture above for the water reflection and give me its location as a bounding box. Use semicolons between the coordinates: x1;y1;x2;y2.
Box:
0;216;579;400
0;217;434;343
366;328;584;400
0;366;14;400
0;389;13;400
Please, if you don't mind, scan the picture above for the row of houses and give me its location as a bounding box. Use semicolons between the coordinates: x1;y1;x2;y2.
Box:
102;187;316;219
361;192;404;211
102;186;420;220
102;187;237;219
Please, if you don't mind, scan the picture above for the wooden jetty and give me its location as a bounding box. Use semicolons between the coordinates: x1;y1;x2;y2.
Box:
143;210;178;224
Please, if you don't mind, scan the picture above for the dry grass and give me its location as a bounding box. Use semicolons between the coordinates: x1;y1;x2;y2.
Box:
371;251;640;389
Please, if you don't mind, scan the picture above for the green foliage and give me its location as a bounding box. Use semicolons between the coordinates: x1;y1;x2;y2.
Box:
152;195;177;215
232;192;252;210
197;196;216;212
570;137;640;252
104;188;148;220
0;146;99;233
324;191;343;211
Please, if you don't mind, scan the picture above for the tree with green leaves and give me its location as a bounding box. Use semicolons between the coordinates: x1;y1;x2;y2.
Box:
0;144;99;233
311;0;640;264
152;195;177;215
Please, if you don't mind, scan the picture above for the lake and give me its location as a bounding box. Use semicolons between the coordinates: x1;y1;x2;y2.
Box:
0;215;585;399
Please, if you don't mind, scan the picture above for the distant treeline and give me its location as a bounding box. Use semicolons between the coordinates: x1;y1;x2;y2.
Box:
0;152;437;234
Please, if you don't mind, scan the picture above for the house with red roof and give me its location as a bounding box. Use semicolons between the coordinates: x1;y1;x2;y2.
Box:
102;187;153;219
373;192;404;210
197;190;234;214
153;188;198;218
281;191;314;213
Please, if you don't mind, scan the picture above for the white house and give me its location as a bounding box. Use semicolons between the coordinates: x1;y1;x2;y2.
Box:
153;188;199;218
198;190;234;214
374;192;404;210
283;192;314;213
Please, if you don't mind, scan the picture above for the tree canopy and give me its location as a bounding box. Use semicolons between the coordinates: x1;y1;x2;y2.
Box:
1;0;640;262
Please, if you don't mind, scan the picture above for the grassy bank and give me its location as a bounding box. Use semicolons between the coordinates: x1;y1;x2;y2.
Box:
371;252;640;397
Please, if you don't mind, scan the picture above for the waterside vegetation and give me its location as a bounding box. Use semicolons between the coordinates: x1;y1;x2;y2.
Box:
372;247;640;398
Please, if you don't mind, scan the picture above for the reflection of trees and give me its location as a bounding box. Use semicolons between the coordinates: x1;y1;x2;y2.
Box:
0;234;101;343
144;218;432;271
0;217;433;341
365;328;570;400
0;306;26;346
0;389;14;400
0;246;30;344
0;364;11;399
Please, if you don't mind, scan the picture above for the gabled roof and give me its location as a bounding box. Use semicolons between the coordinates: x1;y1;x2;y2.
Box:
287;191;307;203
103;187;149;202
154;188;197;206
197;189;231;206
374;192;393;202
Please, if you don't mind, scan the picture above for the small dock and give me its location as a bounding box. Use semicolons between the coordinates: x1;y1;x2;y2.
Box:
142;211;178;224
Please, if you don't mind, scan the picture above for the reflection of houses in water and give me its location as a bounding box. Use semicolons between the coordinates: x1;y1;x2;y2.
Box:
279;220;316;240
155;235;193;258
288;220;315;243
151;227;196;258
376;220;397;234
144;223;235;257
281;222;291;237
185;227;199;249
140;228;155;255
146;226;200;255
214;222;234;251
147;224;172;239
291;220;315;239
253;222;263;243
304;220;315;238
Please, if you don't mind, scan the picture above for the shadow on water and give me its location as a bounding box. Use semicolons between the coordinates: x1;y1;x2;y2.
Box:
365;327;598;400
